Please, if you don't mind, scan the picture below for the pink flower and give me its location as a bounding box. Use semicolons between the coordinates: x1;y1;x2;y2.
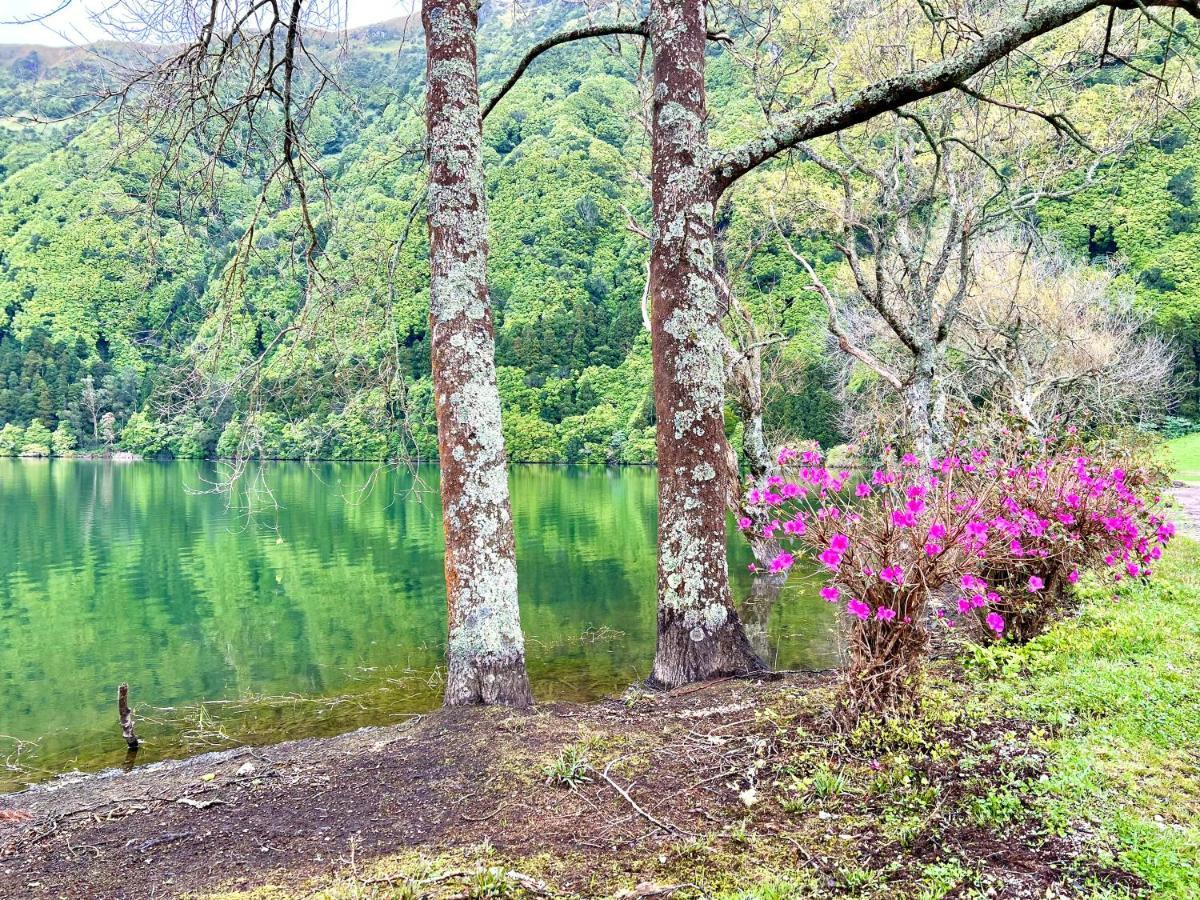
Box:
986;611;1005;634
737;517;752;530
856;483;872;498
966;520;988;541
847;598;871;619
1068;569;1079;584
961;574;986;592
819;585;840;603
830;534;850;552
880;565;904;585
875;607;897;621
929;523;946;540
768;552;794;574
925;543;942;556
1027;575;1044;592
957;597;972;614
818;549;843;570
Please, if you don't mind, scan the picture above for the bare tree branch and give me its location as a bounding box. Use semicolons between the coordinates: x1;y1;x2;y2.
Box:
711;0;1200;191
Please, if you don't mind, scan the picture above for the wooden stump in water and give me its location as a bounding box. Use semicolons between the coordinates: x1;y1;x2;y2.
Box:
118;683;139;751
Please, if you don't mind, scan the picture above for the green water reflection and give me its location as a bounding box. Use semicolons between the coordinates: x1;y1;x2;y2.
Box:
0;460;838;790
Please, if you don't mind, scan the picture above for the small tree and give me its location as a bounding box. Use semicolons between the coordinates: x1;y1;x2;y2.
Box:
51;422;77;456
78;375;108;444
21;419;52;457
99;412;117;449
959;241;1177;436
0;423;25;456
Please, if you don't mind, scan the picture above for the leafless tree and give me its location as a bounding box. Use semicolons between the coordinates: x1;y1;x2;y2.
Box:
99;411;117;448
79;375;105;442
959;238;1178;435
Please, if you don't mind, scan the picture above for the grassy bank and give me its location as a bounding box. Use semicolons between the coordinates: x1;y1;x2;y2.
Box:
1167;434;1200;484
201;541;1200;899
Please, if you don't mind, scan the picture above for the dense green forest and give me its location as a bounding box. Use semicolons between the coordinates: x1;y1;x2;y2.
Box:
0;9;1195;464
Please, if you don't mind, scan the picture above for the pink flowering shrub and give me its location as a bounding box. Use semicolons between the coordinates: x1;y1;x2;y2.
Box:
962;436;1174;642
741;439;1174;720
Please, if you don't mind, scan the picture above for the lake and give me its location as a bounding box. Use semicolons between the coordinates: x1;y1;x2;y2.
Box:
0;460;839;790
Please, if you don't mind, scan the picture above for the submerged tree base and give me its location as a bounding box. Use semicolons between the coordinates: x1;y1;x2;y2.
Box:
444;650;533;708
646;610;767;690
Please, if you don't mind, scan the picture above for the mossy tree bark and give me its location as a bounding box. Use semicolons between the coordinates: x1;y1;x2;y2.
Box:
645;0;764;689
423;0;532;708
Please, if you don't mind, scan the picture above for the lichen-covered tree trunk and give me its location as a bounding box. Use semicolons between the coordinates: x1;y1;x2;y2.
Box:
646;0;763;689
904;347;947;461
423;0;532;708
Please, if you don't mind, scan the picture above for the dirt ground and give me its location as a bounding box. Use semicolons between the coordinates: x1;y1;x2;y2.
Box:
0;672;1142;899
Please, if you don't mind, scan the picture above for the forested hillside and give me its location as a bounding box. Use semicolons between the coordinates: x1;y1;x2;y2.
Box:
0;5;1194;463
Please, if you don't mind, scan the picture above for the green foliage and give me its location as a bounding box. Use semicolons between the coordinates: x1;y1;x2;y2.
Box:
50;421;75;456
970;541;1200;897
119;411;168;456
0;12;843;464
20;417;50;456
0;422;24;455
0;8;1193;463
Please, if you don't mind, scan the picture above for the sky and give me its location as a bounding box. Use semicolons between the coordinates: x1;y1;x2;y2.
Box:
0;0;412;46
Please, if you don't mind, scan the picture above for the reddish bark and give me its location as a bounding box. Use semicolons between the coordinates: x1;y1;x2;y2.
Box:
423;0;532;707
645;0;763;688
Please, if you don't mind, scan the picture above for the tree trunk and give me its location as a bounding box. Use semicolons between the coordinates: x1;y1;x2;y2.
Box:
646;0;763;689
739;577;784;663
738;398;783;570
424;0;532;708
903;348;942;460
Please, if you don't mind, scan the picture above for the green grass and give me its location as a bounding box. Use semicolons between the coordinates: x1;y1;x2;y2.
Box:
971;539;1200;896
1166;433;1200;484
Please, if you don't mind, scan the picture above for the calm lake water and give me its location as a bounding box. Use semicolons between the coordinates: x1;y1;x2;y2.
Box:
0;460;839;790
